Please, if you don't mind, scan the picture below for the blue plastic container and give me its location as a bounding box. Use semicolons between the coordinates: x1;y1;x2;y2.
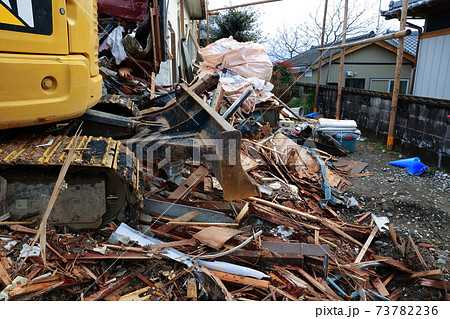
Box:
332;132;359;152
406;161;428;175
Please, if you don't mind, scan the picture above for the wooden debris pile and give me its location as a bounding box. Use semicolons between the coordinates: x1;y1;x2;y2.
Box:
1;129;447;301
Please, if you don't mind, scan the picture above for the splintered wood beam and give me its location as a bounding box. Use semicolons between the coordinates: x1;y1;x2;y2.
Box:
167;221;239;227
212;82;224;112
156;211;200;233
234;202;250;224
408;235;428;270
372;278;389;297
389;223;399;249
410;269;442;279
84;274;134;301
186;277;197;299
168;166;208;200
210;269;270;289
200;267;234;301
354;226;378;263
0;261;12;286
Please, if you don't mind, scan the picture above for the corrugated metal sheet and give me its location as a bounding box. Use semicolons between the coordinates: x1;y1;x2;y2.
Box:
413;34;450;99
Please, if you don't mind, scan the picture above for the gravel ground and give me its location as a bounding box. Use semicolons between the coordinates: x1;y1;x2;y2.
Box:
338;137;449;300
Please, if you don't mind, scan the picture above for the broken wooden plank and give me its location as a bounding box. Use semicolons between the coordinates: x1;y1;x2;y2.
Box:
0;213;10;222
168;166;208;200
211;270;270;289
0;260;12;286
193;226;242;249
118;286;153;301
349;161;369;175
320;219;366;249
156;211;200;233
0;257;10;271
355;212;372;224
234;202;249;224
408;235;428;270
389;223;398;250
382;271;397;287
186;277;197;299
372;278;389;297
212;82;224;112
269;284;298;301
146;238;197;249
419;278;448;291
85;274;134;301
167;221;239;227
409;269;442;279
373;256;412;273
354;226;378;263
291;266;342;301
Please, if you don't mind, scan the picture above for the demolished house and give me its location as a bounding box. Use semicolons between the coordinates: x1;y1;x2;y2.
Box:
0;0;448;302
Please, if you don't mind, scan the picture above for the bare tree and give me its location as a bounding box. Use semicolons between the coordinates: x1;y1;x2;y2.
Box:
267;0;381;61
266;24;313;62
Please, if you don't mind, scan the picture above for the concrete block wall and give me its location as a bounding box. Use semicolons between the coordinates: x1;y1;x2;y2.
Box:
297;83;450;170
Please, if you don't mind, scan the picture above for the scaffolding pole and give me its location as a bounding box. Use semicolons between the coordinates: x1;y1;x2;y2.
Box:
387;0;408;151
335;0;348;120
314;0;328;112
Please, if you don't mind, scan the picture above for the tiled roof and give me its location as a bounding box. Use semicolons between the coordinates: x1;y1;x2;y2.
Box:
381;0;446;19
287;31;418;69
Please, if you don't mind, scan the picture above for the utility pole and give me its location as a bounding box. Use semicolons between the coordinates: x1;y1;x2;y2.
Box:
387;0;408;151
335;0;348;119
314;0;328;112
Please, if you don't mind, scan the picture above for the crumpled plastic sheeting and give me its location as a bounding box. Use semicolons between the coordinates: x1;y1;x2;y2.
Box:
198;37;274;113
107;26;128;65
199;37;272;81
111;223;269;279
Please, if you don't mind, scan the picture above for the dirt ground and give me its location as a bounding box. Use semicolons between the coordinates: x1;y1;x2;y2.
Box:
339;137;449;300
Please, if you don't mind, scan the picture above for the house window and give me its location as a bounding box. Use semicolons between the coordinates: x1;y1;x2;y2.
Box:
345;78;365;89
388;80;409;94
304;70;312;77
370;79;409;94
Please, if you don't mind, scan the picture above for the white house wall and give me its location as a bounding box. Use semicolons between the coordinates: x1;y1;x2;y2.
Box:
413;34;450;99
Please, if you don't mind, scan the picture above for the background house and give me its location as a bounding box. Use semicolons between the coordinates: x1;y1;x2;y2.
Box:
288;31;418;94
381;0;450;100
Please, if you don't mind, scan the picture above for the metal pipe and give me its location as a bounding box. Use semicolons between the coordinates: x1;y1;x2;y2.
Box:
222;87;253;121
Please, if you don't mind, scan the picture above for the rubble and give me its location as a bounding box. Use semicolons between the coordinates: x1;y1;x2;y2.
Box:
0;11;448;302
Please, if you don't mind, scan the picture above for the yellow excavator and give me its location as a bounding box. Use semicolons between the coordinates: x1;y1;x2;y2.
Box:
0;0;259;230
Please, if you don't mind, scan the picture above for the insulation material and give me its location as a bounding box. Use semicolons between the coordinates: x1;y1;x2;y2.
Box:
198;37;274;113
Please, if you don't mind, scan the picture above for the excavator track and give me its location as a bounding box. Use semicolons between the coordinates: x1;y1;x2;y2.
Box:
0;134;142;230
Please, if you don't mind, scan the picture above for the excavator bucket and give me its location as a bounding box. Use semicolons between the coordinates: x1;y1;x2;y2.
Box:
128;74;260;200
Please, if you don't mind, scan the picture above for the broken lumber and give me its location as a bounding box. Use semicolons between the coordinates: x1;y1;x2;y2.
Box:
156;211;200;233
408;235;428;270
0;260;12;286
409;269;442;279
354;226;378;263
210;270;270;289
168;166;208;200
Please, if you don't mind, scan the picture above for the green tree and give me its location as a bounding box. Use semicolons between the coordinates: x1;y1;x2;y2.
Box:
210;7;263;43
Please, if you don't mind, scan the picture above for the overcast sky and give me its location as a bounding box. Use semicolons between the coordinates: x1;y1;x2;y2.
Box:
207;0;408;39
